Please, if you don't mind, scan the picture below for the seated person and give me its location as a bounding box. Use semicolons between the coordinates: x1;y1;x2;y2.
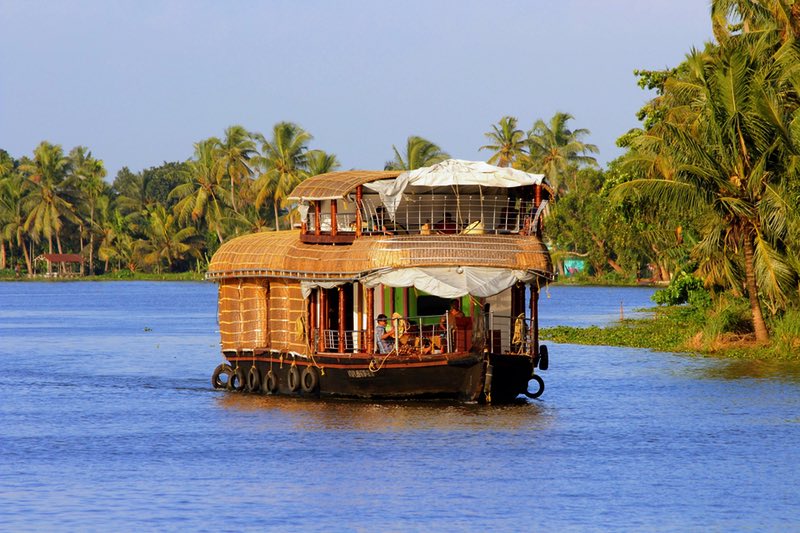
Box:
439;299;465;331
419;338;432;355
374;314;394;353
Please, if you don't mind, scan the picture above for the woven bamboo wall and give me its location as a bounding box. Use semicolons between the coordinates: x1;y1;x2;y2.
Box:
218;279;267;350
266;279;307;353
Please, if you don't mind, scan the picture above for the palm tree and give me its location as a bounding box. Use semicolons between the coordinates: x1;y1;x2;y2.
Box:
170;139;230;244
306;149;340;177
97;206;137;272
253;122;312;230
217;125;257;214
136;204;202;272
69;146;107;274
524;112;599;193
384;135;449;170
712;0;800;43
0;169;34;275
615;37;799;342
19;142;78;263
480;116;526;167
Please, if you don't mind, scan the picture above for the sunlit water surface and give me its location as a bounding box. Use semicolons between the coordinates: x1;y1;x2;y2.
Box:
1;282;799;531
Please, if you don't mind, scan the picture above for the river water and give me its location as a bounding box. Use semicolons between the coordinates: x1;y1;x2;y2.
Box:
1;282;798;531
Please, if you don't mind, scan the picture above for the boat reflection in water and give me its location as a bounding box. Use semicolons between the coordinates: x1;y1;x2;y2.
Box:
215;393;550;432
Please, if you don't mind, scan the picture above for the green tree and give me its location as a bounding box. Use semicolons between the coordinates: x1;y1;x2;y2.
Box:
19;142;78;263
306;149;340;177
217;125;257;214
254;122;312;230
616;34;800;342
170;139;230;244
69;146;108;274
480;116;526;168
384;135;449;170
135;204;202;272
524;112;598;194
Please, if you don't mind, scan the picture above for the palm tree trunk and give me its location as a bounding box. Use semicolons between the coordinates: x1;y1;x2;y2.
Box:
0;241;6;270
743;233;769;342
89;205;95;274
273;202;280;231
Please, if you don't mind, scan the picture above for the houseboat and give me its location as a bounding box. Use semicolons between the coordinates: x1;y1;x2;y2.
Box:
206;159;555;402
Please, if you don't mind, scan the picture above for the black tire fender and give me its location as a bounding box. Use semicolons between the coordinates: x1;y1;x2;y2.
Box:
247;366;261;393
230;367;246;391
262;370;278;394
301;366;320;393
524;374;545;399
211;364;233;389
537;345;549;371
287;366;301;393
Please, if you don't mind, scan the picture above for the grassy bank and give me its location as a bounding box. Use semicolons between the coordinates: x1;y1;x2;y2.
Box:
541;305;799;361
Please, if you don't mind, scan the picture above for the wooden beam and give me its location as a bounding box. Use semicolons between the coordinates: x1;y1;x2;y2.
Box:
355;185;363;238
309;287;316;353
366;287;375;355
529;284;539;358
338;285;346;351
318;288;327;352
314;202;321;236
331;200;338;237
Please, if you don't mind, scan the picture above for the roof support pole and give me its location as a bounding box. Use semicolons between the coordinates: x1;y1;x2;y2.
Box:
534;184;543;237
529;283;539;358
309;286;316;354
356;186;363;238
318;288;327;352
366;287;375;355
331;200;338;237
338;285;346;352
314;202;322;236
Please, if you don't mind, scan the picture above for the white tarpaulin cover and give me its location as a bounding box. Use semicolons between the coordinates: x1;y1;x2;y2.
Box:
364;159;547;219
363;266;534;299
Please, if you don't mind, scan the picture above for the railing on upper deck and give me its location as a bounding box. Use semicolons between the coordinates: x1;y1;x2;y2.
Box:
306;196;547;238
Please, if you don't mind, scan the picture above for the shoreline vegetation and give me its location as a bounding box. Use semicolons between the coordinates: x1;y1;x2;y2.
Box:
3;4;800;360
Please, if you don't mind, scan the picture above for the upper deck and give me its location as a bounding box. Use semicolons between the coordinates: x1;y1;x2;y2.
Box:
288;159;552;245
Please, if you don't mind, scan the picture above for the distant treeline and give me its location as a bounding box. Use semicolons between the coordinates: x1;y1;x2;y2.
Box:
3;1;800;347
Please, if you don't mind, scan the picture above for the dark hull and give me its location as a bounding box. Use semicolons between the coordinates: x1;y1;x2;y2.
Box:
218;351;537;403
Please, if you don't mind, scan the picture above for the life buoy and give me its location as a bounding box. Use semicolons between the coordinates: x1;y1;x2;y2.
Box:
211;364;233;389
524;374;545;399
247;366;261;392
230;367;246;391
538;345;549;371
301;366;320;393
263;370;278;394
287;366;301;392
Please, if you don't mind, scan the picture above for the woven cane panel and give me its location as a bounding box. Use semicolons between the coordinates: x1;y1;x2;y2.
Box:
218;280;266;350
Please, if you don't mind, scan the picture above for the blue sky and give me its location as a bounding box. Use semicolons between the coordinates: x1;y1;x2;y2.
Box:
0;0;713;179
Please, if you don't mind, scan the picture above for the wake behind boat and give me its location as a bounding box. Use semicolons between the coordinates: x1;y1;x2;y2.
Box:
206;159;555;402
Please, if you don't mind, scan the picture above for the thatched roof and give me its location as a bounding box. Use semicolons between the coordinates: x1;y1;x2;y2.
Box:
288;170;402;201
207;231;553;281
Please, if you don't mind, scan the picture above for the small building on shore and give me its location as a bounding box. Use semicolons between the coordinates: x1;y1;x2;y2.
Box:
34;253;83;277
